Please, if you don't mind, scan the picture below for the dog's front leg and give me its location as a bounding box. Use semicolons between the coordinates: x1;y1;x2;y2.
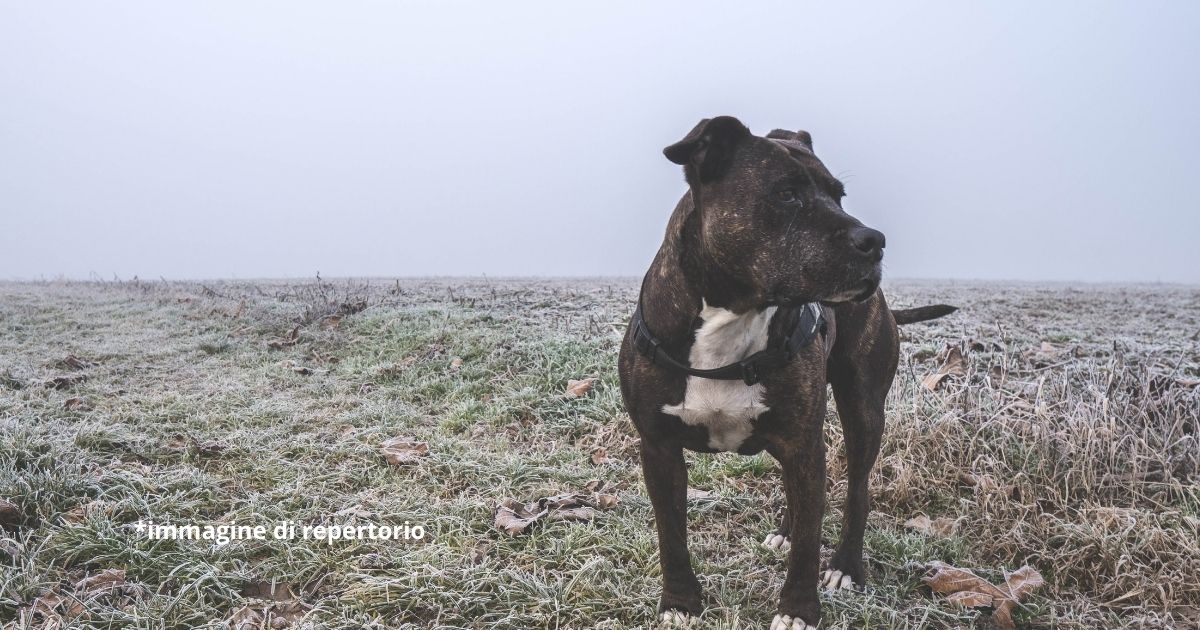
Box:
641;438;703;622
770;429;826;630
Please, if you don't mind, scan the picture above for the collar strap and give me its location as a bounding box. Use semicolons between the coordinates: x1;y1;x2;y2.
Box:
631;301;825;386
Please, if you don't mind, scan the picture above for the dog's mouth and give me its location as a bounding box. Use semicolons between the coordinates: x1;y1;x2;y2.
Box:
819;267;882;305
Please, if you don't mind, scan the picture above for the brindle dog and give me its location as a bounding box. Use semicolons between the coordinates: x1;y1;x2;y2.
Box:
618;116;955;629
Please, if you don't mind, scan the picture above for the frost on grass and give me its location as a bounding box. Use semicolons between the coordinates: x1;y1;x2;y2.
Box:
0;278;1196;628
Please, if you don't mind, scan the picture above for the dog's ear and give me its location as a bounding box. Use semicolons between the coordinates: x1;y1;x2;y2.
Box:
663;116;750;183
766;129;813;151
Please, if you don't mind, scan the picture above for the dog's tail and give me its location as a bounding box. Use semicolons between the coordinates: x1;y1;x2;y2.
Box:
891;304;957;325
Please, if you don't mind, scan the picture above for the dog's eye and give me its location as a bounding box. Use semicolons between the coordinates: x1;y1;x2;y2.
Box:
777;189;801;205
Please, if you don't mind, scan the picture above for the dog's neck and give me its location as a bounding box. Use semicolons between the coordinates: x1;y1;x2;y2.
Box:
639;193;765;350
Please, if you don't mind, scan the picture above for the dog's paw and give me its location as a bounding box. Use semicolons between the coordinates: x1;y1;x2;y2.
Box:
820;568;856;591
660;609;694;626
762;533;790;551
770;613;817;630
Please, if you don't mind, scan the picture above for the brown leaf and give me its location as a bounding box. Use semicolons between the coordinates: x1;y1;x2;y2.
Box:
449;356;463;370
493;485;614;535
0;498;20;524
76;569;125;595
686;487;714;501
1004;565;1046;601
590;446;608;465
63;397;89;411
62;501;112;523
921;372;951;391
547;506;596;522
493;498;548;535
44;374;87;390
196;440;226;455
905;515;960;537
240;581;297;602
234;581;311;628
596;493;620;510
946;590;995;608
266;326;302;349
922;345;965;391
336;299;367;316
0;537;23;561
565;377;596;398
55;355;96;370
380;437;430;465
469;540;492;564
320;314;342;329
923;561;1043;630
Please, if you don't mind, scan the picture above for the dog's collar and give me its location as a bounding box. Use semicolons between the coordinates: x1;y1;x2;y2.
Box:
630;300;826;386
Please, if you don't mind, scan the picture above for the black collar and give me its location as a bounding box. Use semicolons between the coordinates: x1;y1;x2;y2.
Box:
631;299;825;386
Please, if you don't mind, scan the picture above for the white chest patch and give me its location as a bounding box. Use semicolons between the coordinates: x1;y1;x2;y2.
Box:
662;303;776;451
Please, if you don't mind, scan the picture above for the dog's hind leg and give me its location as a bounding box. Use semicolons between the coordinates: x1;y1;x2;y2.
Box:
824;297;898;590
823;375;887;589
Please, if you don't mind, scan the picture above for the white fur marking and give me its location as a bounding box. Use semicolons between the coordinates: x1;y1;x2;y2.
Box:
662;303;776;451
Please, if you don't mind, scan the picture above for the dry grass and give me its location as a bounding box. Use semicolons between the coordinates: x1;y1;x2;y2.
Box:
0;277;1196;629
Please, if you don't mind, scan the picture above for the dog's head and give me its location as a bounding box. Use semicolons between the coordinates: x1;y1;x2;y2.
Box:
665;115;884;307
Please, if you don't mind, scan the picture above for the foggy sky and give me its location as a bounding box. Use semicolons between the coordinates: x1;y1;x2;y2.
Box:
2;2;1198;283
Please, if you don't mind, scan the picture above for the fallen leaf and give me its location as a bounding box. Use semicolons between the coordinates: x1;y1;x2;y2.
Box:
55;355;96;370
0;498;20;523
905;515;961;537
449;357;463;370
320;314;342;329
240;581;298;602
493;498;549;535
923;561;1044;630
380;437;430;465
44;374;87;390
63;397;88;411
266;326;302;350
686;487;714;501
946;590;994;608
62;501;111;524
493;485;617;535
922;345;965;391
0;537;23;561
596;493;620;510
234;581;311;628
76;569;125;595
469;540;491;564
196;440;226;455
590;446;609;465
565;378;596;398
584;479;608;492
166;434;189;451
1004;565;1046;601
336;299;367;316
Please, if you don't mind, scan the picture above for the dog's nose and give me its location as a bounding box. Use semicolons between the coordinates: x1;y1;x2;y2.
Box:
849;227;886;260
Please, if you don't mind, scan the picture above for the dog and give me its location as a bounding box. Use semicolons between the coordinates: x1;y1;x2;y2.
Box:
617;116;956;629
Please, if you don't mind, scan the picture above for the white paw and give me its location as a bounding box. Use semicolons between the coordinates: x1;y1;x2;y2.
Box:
820;569;855;591
661;610;693;626
770;613;817;630
762;533;791;551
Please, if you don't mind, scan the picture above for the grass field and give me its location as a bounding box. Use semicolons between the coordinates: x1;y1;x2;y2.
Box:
1;277;1197;629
